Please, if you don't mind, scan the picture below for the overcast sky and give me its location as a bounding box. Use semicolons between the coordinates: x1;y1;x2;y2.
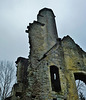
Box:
0;0;86;62
0;0;86;97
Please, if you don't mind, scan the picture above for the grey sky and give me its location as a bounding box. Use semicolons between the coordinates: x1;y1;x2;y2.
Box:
0;0;86;97
0;0;86;62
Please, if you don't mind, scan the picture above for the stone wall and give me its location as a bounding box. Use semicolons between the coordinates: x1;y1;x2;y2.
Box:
6;8;86;100
62;35;86;100
7;57;29;100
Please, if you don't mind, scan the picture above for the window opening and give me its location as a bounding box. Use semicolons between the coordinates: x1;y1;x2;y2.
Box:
50;65;61;92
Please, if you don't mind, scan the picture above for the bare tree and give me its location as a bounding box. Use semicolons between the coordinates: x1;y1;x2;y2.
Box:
79;92;85;100
0;61;16;100
76;80;86;100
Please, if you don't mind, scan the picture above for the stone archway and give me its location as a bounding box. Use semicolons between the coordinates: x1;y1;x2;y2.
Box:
74;72;86;84
74;72;86;99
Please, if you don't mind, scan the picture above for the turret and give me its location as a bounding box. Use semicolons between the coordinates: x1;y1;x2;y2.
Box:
26;8;58;67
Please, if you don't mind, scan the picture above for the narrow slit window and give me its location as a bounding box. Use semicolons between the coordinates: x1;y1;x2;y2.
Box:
50;65;61;92
54;73;56;80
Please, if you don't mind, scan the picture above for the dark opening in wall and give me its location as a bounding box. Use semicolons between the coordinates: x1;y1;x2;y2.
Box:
32;95;36;99
16;92;22;97
50;65;61;92
53;98;57;100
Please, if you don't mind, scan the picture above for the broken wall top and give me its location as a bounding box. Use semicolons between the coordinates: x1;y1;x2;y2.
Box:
26;8;58;61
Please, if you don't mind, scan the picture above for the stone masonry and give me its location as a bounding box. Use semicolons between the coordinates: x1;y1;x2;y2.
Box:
5;8;86;100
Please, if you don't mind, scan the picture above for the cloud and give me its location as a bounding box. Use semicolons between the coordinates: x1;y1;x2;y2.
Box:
0;0;86;97
0;0;86;61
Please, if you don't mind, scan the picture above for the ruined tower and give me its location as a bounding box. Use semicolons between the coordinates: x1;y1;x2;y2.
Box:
6;8;86;100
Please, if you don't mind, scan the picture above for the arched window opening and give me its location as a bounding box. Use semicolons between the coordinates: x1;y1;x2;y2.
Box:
74;73;86;100
50;66;61;92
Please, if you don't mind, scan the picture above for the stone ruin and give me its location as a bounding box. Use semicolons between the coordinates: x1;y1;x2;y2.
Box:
5;8;86;100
